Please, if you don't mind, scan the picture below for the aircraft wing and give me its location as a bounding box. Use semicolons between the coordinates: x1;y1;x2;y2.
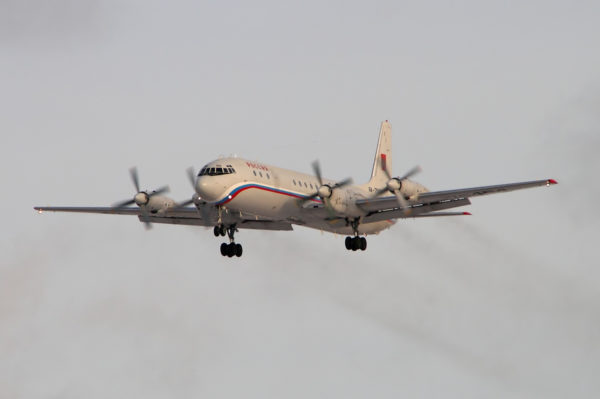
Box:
357;178;557;223
414;178;557;203
34;206;142;215
33;206;293;231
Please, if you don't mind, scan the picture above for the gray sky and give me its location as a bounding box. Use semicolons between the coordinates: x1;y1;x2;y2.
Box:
1;1;599;397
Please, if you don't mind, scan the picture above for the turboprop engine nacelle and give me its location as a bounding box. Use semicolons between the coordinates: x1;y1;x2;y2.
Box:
398;180;429;199
146;195;176;214
328;188;366;218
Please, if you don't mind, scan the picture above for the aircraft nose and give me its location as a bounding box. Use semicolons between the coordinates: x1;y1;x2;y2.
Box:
195;176;220;201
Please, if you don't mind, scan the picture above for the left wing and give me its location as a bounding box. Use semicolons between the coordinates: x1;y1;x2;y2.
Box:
357;178;557;223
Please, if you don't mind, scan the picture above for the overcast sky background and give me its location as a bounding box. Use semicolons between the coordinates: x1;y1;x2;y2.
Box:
1;0;599;397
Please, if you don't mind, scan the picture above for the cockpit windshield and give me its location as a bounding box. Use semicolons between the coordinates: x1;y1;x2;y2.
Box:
198;165;236;176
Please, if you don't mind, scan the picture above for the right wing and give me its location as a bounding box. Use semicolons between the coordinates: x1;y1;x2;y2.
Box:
34;206;293;231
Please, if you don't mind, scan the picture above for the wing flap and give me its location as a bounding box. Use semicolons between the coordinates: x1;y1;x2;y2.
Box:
145;216;293;231
362;198;471;223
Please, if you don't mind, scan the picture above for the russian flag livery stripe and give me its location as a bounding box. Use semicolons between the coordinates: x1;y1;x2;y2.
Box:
216;184;322;206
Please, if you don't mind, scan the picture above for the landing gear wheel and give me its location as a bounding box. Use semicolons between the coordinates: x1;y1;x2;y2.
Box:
218;224;243;258
351;237;360;251
227;243;235;257
345;236;352;250
220;242;228;256
360;237;367;251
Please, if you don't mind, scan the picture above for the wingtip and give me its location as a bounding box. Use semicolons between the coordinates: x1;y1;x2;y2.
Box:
547;179;558;185
462;212;472;216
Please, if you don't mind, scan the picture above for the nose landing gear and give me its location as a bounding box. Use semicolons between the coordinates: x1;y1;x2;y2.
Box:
216;224;243;257
213;225;226;237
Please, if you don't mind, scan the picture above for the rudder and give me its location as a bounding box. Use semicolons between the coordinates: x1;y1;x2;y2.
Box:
369;120;392;185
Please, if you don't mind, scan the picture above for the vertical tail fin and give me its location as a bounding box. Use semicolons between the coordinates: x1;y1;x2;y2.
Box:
369;120;392;185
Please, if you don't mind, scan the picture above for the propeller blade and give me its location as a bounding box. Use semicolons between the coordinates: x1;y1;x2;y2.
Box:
175;198;195;208
372;187;388;197
140;207;152;230
149;185;170;197
199;202;214;224
393;189;412;215
186;167;197;191
382;165;392;181
398;165;422;181
311;160;323;187
333;177;353;189
304;192;320;202
129;167;140;193
112;198;136;209
322;198;336;217
187;198;214;224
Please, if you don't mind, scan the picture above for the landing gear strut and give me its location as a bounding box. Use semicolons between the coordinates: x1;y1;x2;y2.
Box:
345;218;367;251
216;224;243;257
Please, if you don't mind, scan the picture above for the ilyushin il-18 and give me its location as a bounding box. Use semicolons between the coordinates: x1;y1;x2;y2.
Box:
35;121;557;258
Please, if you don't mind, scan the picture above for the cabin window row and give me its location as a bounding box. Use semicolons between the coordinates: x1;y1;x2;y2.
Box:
293;180;316;190
253;170;271;179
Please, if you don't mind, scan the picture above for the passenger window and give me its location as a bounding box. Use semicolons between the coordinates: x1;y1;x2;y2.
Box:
259;172;263;178
253;170;257;176
293;180;296;185
266;173;270;179
304;182;307;188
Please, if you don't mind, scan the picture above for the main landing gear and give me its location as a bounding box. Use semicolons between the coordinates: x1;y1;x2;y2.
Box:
345;236;367;251
344;217;367;251
214;224;243;258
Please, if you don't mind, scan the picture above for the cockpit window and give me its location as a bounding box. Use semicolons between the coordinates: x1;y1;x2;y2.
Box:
198;165;237;176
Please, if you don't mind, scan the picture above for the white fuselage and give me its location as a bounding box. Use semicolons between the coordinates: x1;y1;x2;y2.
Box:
195;157;396;235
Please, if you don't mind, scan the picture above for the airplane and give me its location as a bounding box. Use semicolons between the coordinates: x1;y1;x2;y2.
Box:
34;121;557;257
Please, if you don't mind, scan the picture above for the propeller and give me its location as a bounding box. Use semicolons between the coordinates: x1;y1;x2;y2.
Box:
302;160;353;214
173;167;198;208
111;167;170;229
181;166;212;224
373;162;421;215
187;166;197;192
